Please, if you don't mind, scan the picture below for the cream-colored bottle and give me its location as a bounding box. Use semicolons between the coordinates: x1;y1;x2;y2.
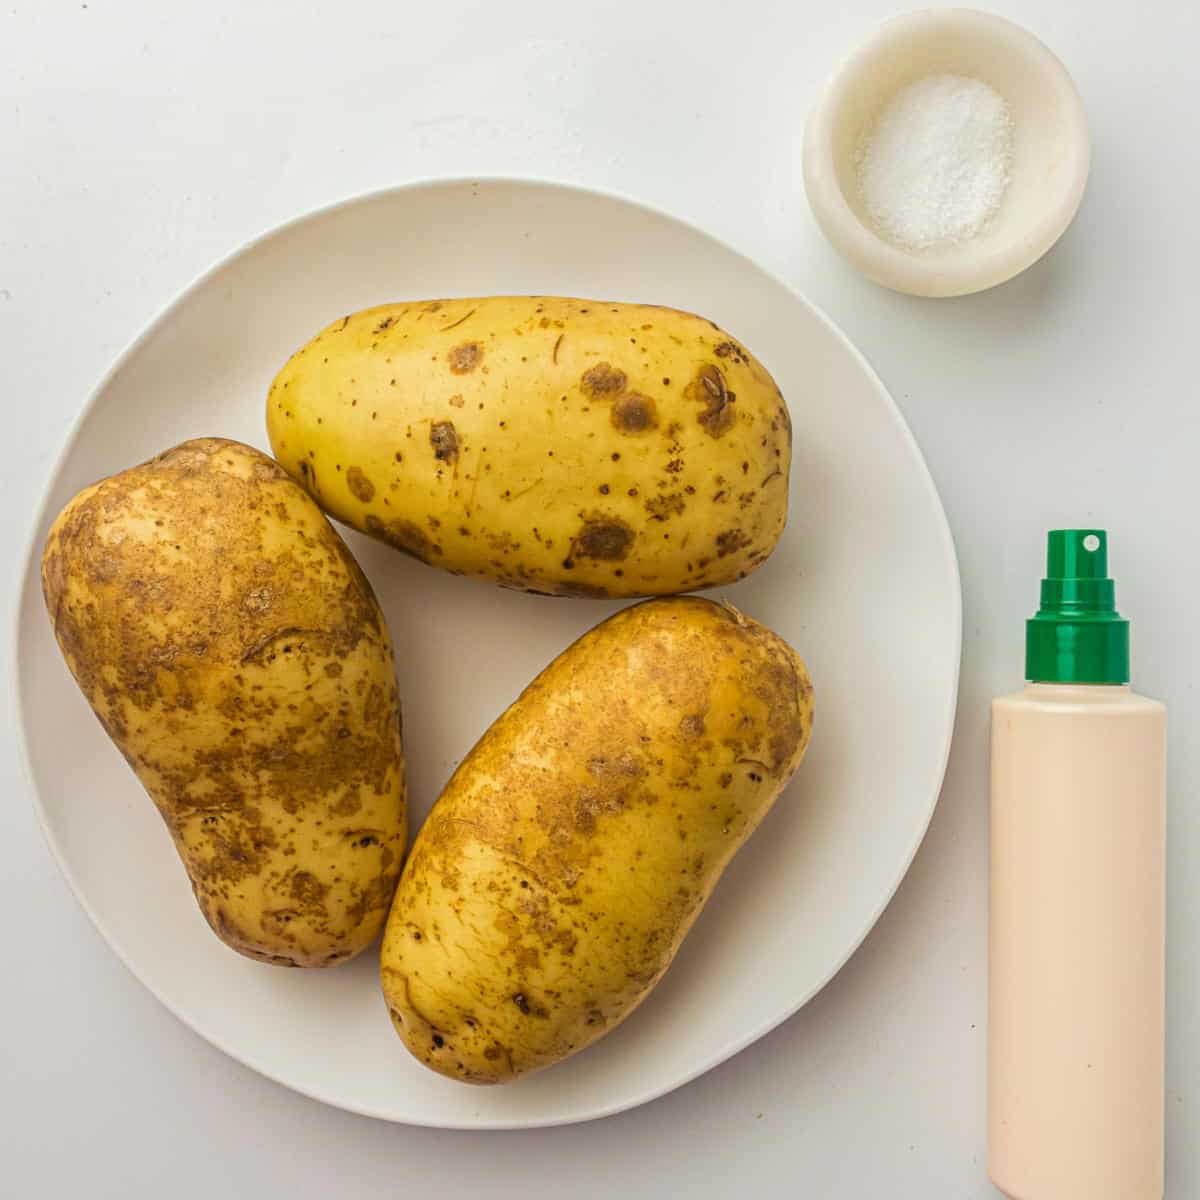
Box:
989;530;1166;1200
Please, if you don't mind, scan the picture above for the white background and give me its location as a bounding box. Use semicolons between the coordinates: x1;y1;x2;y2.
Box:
2;1;1196;1196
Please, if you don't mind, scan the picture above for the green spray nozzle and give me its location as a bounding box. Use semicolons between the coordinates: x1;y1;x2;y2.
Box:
1026;530;1130;685
1047;528;1108;579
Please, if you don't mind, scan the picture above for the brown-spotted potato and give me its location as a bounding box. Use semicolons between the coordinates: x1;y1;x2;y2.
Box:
41;438;407;967
380;596;813;1082
267;297;791;597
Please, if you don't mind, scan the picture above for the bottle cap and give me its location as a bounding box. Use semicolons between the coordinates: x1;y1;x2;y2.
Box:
1026;530;1129;684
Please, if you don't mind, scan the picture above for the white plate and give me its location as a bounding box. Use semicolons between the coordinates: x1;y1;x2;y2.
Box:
15;179;960;1129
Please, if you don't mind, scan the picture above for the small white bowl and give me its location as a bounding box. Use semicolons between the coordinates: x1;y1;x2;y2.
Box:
803;9;1090;297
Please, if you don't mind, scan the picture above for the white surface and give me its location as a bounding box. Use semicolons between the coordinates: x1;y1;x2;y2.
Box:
1;0;1196;1195
17;178;960;1127
804;8;1090;296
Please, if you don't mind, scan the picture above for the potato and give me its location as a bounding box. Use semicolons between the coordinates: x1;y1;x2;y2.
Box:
41;438;407;967
266;297;791;598
379;596;813;1082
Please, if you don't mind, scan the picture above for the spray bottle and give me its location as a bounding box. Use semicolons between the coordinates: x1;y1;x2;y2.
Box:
989;530;1166;1199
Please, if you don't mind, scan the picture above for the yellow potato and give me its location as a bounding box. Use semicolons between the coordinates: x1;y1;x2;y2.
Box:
267;297;791;597
41;438;407;967
380;596;813;1082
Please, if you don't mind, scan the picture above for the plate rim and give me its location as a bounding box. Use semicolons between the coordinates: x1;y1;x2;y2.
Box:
12;174;962;1129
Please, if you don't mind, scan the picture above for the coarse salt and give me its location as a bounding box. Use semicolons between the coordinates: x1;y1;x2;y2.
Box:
857;74;1013;250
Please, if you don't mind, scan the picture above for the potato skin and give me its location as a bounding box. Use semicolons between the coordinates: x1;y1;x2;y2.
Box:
266;297;791;598
380;596;813;1082
41;438;407;967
